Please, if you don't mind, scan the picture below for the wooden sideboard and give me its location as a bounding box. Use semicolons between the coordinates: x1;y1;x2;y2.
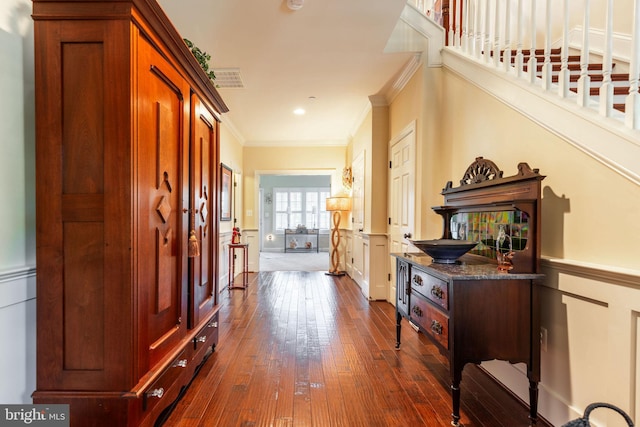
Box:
393;157;545;426
32;1;228;425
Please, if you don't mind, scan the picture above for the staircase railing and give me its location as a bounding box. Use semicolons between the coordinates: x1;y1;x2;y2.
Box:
411;0;640;131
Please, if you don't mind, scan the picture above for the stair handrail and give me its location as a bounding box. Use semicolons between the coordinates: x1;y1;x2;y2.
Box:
410;0;640;131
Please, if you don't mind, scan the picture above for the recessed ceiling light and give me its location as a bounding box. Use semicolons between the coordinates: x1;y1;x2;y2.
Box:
287;0;304;11
293;108;305;115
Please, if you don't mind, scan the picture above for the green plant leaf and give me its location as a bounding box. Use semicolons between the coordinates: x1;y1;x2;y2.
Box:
184;38;216;81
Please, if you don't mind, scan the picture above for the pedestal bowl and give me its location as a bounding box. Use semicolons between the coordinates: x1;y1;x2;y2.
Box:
410;239;478;264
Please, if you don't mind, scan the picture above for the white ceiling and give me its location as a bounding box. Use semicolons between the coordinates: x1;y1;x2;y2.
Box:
157;0;416;146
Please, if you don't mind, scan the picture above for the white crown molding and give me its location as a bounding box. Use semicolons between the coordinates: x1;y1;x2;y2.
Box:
219;115;246;146
368;94;388;107
349;101;372;139
379;52;423;105
243;138;348;147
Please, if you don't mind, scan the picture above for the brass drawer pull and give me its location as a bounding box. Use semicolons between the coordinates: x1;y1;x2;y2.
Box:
430;320;443;335
173;359;187;368
196;336;207;343
430;286;444;300
207;321;218;328
412;305;423;317
147;388;164;399
412;275;423;286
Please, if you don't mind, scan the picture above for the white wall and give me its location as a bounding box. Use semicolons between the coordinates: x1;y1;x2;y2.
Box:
0;270;36;404
0;0;37;404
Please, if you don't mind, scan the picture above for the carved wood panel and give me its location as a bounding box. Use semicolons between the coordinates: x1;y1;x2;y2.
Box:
138;38;188;369
189;94;217;327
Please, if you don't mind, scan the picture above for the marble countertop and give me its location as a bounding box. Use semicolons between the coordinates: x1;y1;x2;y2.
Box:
391;252;544;281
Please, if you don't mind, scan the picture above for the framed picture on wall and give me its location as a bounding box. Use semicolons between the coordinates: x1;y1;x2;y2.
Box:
220;163;232;221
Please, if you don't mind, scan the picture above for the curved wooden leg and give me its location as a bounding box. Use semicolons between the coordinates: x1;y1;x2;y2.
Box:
395;311;402;349
528;380;539;426
451;380;461;426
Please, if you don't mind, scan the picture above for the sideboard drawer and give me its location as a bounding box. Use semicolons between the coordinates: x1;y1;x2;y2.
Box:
411;267;449;311
410;292;449;350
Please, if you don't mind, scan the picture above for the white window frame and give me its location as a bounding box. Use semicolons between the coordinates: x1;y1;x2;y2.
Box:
273;187;331;232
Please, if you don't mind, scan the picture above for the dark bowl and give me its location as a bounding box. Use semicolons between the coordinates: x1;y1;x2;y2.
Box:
410;239;478;264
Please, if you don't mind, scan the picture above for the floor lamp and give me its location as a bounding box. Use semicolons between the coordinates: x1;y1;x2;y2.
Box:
325;195;351;276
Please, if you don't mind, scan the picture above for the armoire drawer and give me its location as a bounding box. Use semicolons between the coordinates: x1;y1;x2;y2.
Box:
410;292;449;350
411;267;449;311
193;313;219;359
143;349;190;413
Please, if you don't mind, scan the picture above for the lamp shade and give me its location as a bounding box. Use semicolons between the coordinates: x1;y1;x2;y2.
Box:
325;196;351;212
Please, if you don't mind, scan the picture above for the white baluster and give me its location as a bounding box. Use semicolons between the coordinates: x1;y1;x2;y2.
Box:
483;0;492;62
527;0;538;84
493;0;501;67
455;0;462;47
466;0;473;55
449;0;455;46
577;0;591;107
503;0;512;73
558;0;570;97
625;0;640;128
462;0;469;52
515;0;524;77
599;0;614;116
541;0;553;89
474;0;482;58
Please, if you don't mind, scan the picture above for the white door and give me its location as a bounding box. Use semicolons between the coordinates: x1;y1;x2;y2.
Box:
351;151;365;233
388;123;416;304
351;151;366;288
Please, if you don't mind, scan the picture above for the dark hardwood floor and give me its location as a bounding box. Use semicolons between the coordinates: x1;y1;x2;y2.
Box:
163;271;552;427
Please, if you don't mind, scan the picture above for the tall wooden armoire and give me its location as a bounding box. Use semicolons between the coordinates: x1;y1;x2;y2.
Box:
32;1;228;425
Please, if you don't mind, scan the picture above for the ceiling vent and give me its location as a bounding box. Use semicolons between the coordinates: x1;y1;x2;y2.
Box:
212;68;244;88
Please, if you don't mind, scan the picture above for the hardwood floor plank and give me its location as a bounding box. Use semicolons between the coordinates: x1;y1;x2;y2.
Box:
162;271;552;427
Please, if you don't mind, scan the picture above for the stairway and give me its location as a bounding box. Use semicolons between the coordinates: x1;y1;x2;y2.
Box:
499;48;631;113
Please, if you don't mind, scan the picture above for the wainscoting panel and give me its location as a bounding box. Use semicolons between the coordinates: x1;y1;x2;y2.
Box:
482;258;640;427
0;266;36;404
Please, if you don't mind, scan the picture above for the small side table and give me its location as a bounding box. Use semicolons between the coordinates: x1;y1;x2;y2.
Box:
228;243;249;290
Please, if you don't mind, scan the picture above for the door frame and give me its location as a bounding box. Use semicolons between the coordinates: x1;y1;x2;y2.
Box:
387;120;417;304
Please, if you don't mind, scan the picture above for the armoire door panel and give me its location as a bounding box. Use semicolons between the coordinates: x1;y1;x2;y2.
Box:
62;42;105;195
138;39;189;368
33;21;129;390
156;227;174;313
63;222;105;371
189;94;217;327
58;39;108;375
